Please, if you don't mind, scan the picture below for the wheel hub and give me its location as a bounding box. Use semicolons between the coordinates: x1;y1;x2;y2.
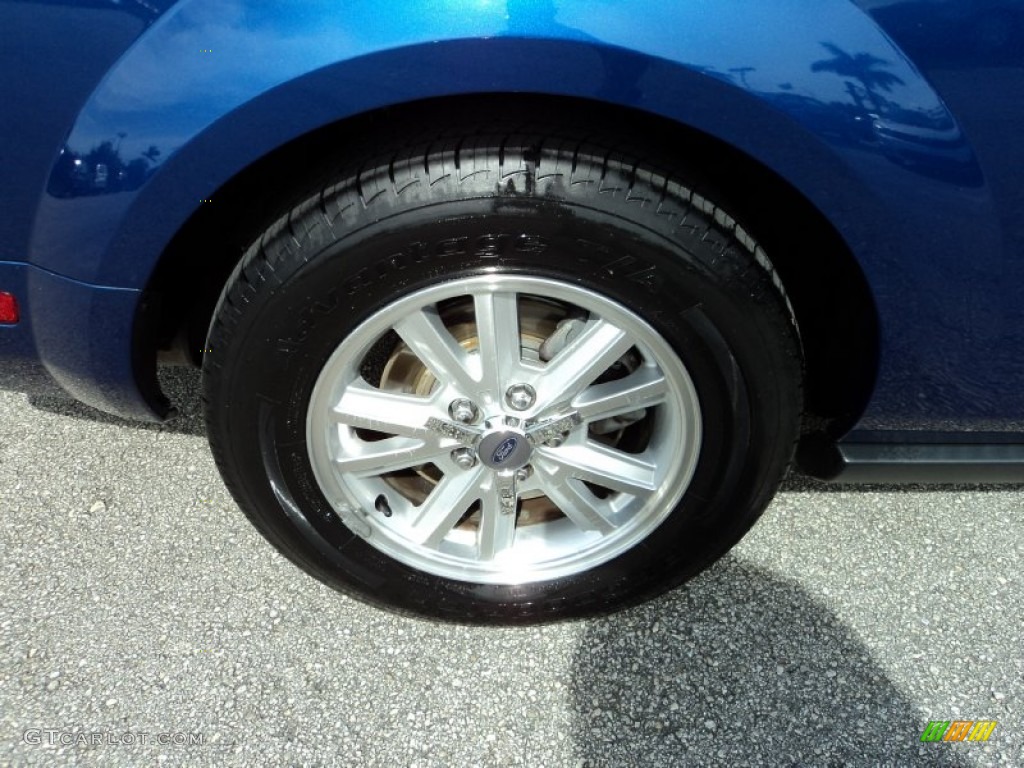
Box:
478;422;533;471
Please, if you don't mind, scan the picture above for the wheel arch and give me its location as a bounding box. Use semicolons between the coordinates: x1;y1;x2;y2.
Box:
146;93;880;444
30;1;975;431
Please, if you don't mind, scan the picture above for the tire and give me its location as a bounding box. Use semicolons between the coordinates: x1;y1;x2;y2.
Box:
203;122;802;623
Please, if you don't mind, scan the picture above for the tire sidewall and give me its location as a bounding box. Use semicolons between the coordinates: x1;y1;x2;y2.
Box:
208;198;797;621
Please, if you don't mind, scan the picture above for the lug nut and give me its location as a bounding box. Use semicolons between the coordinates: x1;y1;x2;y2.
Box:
546;436;564;448
516;465;533;482
449;399;479;424
451;448;478;470
505;383;536;411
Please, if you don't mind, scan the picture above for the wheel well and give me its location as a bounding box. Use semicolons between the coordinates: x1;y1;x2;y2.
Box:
143;94;878;444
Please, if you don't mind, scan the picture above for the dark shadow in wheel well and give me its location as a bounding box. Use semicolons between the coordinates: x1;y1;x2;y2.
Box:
142;94;878;451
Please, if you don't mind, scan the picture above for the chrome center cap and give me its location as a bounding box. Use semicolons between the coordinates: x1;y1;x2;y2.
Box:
478;429;532;471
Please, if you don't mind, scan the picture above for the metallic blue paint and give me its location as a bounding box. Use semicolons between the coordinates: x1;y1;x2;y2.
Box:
1;0;1023;446
26;267;152;419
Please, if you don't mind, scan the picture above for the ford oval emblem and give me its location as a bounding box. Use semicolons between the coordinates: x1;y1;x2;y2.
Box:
492;437;519;465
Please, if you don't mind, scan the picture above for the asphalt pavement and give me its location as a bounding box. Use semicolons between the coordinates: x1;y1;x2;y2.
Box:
1;368;1021;767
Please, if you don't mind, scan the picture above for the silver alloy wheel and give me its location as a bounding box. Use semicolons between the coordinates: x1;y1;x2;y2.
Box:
306;275;702;584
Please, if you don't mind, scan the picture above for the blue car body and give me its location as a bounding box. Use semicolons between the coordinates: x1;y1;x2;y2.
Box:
2;0;1023;480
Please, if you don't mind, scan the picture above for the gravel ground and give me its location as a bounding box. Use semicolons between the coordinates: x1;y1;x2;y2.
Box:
0;369;1021;767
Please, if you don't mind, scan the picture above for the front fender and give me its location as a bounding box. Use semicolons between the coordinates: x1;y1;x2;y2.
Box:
28;0;1005;431
31;0;983;287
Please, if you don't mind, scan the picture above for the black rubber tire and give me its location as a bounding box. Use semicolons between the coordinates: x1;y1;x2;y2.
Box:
203;122;803;623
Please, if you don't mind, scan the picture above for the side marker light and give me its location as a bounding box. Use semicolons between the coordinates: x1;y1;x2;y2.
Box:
0;292;19;324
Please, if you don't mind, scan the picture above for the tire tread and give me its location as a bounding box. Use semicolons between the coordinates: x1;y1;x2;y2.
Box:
203;119;804;622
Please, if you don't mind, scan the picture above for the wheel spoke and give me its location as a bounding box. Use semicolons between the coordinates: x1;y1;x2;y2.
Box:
478;476;518;560
540;441;658;496
540;475;617;534
393;306;480;395
473;291;525;394
331;381;436;438
408;466;484;547
537;318;633;409
334;436;447;477
574;365;668;422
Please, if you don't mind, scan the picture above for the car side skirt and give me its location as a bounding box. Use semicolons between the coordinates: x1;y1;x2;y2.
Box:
811;442;1024;484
